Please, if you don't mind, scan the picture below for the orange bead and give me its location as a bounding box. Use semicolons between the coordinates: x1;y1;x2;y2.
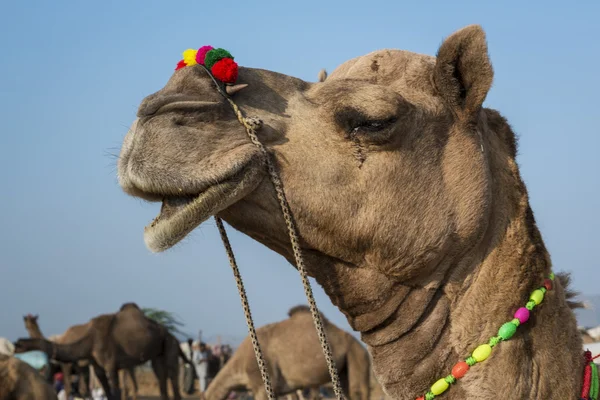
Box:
416;397;424;400
543;278;553;291
451;361;469;379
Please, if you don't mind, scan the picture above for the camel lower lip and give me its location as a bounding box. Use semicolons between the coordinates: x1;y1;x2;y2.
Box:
143;164;264;253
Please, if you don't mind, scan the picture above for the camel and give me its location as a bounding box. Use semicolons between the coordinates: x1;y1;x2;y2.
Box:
15;303;192;400
204;305;370;400
116;25;587;399
23;313;138;400
0;354;58;400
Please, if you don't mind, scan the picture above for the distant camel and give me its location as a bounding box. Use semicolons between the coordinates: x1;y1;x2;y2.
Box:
204;305;371;400
0;354;58;400
15;303;193;400
23;313;139;400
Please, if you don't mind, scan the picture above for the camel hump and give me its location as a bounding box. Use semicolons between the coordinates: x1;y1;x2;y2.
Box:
119;302;140;311
287;305;327;321
288;304;310;317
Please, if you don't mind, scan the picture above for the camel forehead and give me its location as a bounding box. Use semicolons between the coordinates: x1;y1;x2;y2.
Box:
330;50;435;81
327;50;440;109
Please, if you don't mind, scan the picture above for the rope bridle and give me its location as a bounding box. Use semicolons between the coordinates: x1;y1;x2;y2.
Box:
200;65;346;400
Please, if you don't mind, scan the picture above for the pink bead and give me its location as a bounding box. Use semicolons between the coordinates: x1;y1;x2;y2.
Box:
514;307;530;324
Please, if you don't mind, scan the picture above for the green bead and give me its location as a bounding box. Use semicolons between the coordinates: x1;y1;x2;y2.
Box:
540;287;547;294
549;272;555;280
530;289;544;305
489;336;501;347
425;392;435;400
526;300;536;310
466;356;477;366
445;375;456;384
472;344;492;362
511;318;520;327
431;379;449;396
498;322;518;340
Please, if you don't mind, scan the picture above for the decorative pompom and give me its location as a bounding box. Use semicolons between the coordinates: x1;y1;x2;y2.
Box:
195;45;214;65
211;58;238;83
182;49;198;66
204;48;233;69
175;60;187;70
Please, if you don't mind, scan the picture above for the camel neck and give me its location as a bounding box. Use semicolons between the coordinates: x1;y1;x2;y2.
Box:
50;334;94;363
205;357;245;400
364;206;584;400
27;325;44;339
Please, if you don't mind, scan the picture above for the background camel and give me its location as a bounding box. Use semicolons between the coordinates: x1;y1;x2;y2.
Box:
117;25;587;399
0;354;57;400
15;303;191;400
204;305;370;400
24;313;138;400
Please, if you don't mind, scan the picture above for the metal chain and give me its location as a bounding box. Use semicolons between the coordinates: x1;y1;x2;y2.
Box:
207;71;345;400
215;217;276;400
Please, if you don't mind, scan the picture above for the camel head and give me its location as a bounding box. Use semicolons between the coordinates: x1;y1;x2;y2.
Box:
13;338;43;354
118;24;506;333
23;314;39;329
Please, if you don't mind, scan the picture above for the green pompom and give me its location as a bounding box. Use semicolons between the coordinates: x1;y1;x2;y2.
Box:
204;48;234;69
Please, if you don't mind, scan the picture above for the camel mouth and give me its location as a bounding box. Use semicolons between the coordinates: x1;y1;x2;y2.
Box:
143;157;265;253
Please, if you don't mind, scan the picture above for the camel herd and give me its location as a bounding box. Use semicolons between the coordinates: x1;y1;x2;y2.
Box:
3;302;593;400
1;303;378;400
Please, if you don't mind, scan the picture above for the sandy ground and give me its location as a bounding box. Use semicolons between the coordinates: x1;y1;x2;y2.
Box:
129;368;387;400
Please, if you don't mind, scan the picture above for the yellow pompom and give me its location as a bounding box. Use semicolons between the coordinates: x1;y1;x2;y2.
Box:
183;49;198;66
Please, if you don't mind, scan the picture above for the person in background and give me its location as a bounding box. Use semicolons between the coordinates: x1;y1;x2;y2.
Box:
183;338;196;394
185;338;194;360
53;372;67;400
193;342;210;392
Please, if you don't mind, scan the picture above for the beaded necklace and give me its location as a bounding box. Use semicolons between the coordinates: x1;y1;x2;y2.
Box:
415;272;599;400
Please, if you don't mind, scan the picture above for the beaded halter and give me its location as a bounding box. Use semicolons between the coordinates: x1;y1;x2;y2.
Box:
172;47;599;400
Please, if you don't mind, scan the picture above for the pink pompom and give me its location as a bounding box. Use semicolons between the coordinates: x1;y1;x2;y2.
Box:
514;307;530;324
196;45;214;65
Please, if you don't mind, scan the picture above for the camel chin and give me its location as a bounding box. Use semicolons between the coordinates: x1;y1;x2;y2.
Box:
144;162;264;253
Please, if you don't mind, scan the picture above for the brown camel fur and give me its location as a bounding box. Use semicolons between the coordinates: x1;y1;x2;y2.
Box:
23;313;138;400
15;303;192;400
116;25;587;399
0;354;57;400
204;305;370;400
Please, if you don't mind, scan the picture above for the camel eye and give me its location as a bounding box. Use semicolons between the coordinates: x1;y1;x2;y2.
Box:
350;118;397;135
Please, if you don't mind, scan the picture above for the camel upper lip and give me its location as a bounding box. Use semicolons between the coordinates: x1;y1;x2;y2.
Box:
120;148;261;203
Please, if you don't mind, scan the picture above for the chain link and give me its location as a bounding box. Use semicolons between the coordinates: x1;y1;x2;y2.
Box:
209;88;345;400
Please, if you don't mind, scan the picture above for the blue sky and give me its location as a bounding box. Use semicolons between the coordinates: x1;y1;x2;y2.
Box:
0;1;598;343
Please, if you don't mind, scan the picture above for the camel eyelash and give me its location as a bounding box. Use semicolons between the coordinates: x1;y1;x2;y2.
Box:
333;107;396;138
349;118;397;135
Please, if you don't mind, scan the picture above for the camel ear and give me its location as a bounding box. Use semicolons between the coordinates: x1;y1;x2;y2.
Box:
433;25;493;121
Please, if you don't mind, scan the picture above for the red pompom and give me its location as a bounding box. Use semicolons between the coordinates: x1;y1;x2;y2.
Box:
211;58;238;83
175;60;187;70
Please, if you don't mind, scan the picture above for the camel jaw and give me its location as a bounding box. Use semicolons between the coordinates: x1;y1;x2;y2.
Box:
144;161;265;253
